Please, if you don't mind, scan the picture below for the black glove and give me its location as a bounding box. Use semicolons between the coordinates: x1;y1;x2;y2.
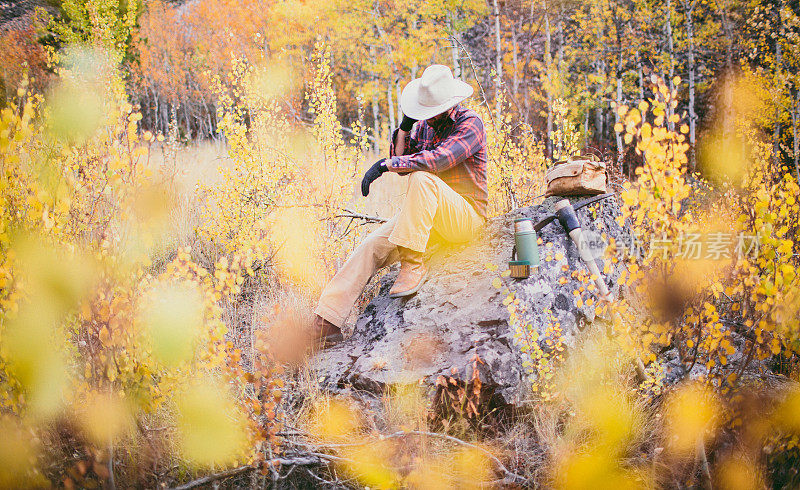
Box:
399;114;417;132
361;158;388;197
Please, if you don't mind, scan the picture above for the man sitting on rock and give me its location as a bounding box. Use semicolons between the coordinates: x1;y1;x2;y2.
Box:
311;65;488;347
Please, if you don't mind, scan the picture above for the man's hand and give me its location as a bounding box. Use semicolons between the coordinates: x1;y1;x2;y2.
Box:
399;114;417;132
361;158;388;197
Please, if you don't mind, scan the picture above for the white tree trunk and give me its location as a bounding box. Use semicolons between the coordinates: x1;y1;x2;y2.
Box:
792;90;799;182
666;0;676;132
492;0;503;123
511;22;519;97
396;78;402;123
615;72;624;162
372;93;381;154
543;0;553;160
683;0;698;170
387;79;395;133
637;51;645;102
451;32;461;80
773;0;783;167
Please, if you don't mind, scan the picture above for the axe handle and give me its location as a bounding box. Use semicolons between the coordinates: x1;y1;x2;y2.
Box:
568;227;612;300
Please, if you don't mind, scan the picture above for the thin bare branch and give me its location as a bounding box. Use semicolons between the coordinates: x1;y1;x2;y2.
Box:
335;208;388;223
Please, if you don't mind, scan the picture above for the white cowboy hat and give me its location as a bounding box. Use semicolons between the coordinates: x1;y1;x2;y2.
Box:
400;65;474;120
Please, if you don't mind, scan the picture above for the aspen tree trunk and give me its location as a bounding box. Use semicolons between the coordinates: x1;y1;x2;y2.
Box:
201;102;207;139
492;0;503;123
523;93;530;126
557;11;566;153
411;17;419;81
637;51;645;101
558;10;564;67
153;93;160;135
792;89;799;182
584;72;590;147
614;12;624;164
636;52;648;176
396;78;402;123
584;105;589;148
722;76;734;141
163;103;169;137
717;1;734;72
451;33;461;79
524;0;536;126
683;0;698;171
210;101;218;137
183;104;187;139
666;0;676;132
595;60;604;142
387;80;395;133
511;23;519;97
543;0;553;160
143;86;150;132
717;1;735;142
372;93;381;154
615;74;624;162
773;1;783;168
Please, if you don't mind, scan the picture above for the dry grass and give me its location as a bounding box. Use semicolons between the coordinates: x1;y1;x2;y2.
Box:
133;140;416;394
142;140;233;269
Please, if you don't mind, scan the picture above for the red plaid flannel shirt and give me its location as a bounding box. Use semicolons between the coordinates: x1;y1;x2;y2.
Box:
388;105;488;219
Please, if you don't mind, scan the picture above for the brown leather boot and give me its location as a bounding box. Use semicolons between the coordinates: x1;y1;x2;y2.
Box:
389;247;428;298
311;314;343;349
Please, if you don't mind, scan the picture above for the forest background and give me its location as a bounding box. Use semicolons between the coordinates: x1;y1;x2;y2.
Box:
3;0;799;174
1;0;800;488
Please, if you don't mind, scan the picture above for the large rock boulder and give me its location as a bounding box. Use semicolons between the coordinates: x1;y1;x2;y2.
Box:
310;195;629;407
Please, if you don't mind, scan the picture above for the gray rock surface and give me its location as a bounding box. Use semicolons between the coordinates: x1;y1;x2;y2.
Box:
310;195;630;406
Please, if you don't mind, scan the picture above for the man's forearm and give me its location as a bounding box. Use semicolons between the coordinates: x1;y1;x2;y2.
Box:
393;129;409;156
392;115;417;157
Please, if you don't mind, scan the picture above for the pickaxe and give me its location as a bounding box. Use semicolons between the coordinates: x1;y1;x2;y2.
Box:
533;193;615;301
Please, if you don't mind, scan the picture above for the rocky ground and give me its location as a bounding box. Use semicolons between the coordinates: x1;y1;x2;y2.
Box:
309;195;631;410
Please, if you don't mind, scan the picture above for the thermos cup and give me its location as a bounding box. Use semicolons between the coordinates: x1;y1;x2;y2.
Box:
510;218;540;278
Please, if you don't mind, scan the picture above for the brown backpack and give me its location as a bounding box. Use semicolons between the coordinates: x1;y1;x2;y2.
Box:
544;156;608;197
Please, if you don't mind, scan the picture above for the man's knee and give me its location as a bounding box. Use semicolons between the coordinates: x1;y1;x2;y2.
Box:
359;225;395;257
408;171;437;187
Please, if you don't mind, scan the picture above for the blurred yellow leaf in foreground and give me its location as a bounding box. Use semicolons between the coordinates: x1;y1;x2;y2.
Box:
308;397;361;442
138;280;204;367
176;380;249;467
664;382;720;456
0;417;45;488
76;391;134;446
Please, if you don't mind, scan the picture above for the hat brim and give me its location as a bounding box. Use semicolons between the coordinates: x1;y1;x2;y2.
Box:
400;78;474;120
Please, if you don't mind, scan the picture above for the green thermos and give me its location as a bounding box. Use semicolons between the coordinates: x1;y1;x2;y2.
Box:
510;218;540;279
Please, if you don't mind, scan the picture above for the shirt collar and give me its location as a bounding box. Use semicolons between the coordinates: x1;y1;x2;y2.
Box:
447;104;461;121
427;106;459;135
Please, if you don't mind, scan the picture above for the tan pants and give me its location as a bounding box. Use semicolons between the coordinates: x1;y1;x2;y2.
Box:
315;171;484;328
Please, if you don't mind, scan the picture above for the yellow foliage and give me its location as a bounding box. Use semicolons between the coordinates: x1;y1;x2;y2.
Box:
473;92;547;215
714;452;764;490
663;382;721;456
0;417;46;488
76;391;134;446
197;42;368;296
0;56;282;483
176;379;250;467
610;73;800;386
137;279;205;367
308;397;362;443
